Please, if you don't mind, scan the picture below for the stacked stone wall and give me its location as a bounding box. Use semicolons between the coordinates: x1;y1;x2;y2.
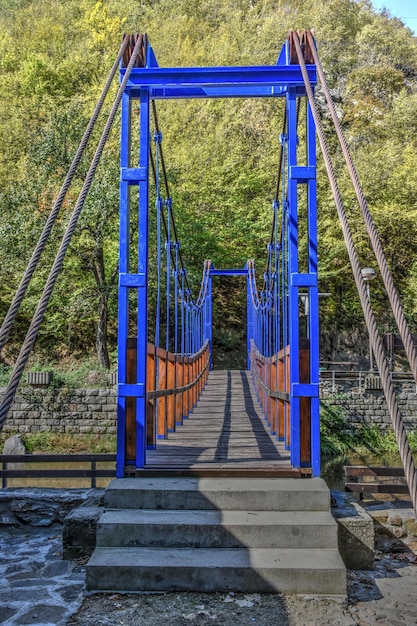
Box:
2;380;417;435
321;380;417;431
0;386;117;435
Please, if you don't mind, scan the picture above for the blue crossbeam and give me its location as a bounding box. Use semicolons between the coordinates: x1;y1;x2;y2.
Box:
210;268;249;276
121;66;316;99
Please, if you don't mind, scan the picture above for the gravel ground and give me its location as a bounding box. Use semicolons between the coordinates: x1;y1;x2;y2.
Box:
68;550;417;626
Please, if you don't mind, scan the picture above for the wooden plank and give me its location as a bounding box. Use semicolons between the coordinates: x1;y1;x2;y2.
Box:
0;454;115;463
345;482;409;494
125;340;137;462
157;356;167;438
144;370;291;471
132;468;300;478
300;347;311;466
0;469;115;478
167;358;176;432
175;360;183;425
285;354;291;449
344;466;405;477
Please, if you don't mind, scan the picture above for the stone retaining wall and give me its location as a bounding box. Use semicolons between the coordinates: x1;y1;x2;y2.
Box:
321;380;417;430
0;386;117;436
1;380;417;436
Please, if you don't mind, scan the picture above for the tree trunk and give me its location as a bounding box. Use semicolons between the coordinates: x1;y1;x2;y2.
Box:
96;292;110;369
92;246;111;369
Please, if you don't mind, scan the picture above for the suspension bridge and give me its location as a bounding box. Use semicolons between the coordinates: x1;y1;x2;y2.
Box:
1;30;417;594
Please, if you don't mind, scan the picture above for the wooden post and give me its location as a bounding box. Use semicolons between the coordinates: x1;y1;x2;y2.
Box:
146;346;156;448
176;358;183;425
300;340;311;465
183;358;189;418
278;355;285;440
157;350;167;438
270;359;278;435
285;349;291;449
167;356;175;432
125;338;137;462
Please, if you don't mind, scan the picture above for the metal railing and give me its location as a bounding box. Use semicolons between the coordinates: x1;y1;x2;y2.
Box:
320;368;415;394
0;453;116;489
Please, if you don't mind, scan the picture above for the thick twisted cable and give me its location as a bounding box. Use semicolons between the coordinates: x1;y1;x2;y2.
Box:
293;31;417;515
0;35;144;431
0;37;129;353
306;30;417;387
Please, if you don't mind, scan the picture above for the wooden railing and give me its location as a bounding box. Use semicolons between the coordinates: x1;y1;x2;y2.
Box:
344;465;409;499
250;338;311;466
125;340;210;462
0;453;116;489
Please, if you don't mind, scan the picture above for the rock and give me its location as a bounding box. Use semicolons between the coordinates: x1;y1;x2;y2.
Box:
0;512;19;526
11;499;60;527
404;518;417;537
2;434;27;455
63;506;103;559
387;512;403;527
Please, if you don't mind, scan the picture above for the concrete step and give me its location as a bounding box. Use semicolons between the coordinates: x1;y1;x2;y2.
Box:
96;509;338;549
87;546;346;594
104;477;330;512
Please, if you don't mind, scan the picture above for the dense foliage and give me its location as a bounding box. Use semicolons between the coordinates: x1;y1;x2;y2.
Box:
1;0;417;369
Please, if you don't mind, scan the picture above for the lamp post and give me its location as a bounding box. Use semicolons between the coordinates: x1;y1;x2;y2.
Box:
361;267;377;371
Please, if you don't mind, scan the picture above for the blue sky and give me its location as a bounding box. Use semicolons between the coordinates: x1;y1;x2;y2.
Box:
371;0;417;33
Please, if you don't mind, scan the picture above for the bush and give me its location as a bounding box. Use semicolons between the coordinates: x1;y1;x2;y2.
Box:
320;401;356;456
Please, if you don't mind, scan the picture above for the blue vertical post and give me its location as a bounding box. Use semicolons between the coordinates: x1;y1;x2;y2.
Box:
207;272;213;368
307;97;320;476
116;91;131;478
246;262;251;370
287;88;301;469
135;88;150;468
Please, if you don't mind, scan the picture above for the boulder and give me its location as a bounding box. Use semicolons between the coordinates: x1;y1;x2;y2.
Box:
2;434;27;455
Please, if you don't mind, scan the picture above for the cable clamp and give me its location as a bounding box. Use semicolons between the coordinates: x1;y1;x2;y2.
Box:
165;196;173;210
279;133;288;145
272;200;280;211
153;130;162;143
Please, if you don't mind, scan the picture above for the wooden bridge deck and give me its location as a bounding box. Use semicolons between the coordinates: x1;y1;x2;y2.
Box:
139;370;298;477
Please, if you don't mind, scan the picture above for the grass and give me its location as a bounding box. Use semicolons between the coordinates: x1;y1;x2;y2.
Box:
0;357;115;389
1;431;116;454
320;399;417;460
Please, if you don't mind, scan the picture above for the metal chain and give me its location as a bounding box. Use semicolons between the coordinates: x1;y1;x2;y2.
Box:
0;37;130;353
292;31;417;516
0;35;144;431
306;30;417;387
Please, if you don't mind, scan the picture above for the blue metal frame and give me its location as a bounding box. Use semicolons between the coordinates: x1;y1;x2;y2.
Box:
116;36;319;475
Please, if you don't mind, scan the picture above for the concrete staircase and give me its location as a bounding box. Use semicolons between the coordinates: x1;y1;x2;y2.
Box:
86;477;346;595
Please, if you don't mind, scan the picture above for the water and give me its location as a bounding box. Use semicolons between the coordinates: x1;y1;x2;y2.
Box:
321;451;405;491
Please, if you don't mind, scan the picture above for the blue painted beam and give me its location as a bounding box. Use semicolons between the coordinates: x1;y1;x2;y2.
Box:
210;268;249;276
121;65;316;92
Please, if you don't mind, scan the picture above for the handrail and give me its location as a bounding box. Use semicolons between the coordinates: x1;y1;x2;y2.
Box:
1;453;116;489
147;359;209;400
125;340;210;458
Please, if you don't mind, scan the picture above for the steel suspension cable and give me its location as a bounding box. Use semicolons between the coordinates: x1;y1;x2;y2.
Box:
0;37;130;354
293;31;417;515
0;35;144;431
266;98;301;285
150;101;193;299
306;30;417;386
